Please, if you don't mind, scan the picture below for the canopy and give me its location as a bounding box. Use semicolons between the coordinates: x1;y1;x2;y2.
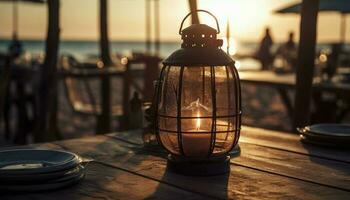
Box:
276;0;350;13
275;0;350;43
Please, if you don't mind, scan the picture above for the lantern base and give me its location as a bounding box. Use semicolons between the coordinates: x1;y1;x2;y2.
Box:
166;154;230;176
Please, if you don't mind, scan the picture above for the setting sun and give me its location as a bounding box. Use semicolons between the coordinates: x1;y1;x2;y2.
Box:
199;0;270;37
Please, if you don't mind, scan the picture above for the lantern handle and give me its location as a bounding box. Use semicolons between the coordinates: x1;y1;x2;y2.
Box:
179;9;220;35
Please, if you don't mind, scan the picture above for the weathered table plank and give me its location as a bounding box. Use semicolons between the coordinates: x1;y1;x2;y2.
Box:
109;128;350;191
47;133;350;199
2;126;350;199
240;126;350;163
233;142;350;191
1;161;211;200
107;127;350;163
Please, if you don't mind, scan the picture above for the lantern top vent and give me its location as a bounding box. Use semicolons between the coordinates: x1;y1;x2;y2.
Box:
179;10;223;49
163;10;234;66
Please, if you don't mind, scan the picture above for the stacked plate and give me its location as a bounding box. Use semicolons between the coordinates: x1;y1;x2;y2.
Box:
0;149;86;192
298;123;350;148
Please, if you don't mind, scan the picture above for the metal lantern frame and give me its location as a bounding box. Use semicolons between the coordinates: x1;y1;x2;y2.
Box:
155;10;241;175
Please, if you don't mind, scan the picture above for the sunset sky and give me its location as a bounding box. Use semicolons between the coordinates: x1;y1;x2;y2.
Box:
0;0;349;43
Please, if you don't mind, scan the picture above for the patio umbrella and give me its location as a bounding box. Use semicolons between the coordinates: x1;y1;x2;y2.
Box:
145;0;151;52
0;0;45;38
275;0;350;43
292;0;319;131
188;0;199;24
144;0;161;54
226;17;230;54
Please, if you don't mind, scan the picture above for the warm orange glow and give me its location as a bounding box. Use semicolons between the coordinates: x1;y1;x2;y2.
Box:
319;54;328;63
196;111;201;131
222;37;238;55
97;60;104;69
121;57;128;65
0;0;347;42
198;0;270;39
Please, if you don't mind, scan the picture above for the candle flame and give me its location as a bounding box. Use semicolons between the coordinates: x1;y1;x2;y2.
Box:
196;111;201;131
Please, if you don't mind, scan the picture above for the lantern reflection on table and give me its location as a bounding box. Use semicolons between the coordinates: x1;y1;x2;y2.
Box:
155;10;242;176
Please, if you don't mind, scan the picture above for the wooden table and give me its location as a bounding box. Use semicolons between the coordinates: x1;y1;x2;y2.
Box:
238;71;350;123
2;126;350;199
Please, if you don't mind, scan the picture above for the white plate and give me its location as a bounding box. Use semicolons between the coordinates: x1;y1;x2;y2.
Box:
305;124;350;137
300;134;349;148
0;164;84;184
0;149;81;175
0;171;85;192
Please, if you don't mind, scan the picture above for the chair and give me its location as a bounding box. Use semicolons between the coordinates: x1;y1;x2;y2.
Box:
59;55;124;132
123;55;161;103
1;54;38;143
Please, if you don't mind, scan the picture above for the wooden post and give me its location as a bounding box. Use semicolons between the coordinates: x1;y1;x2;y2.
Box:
188;0;199;24
100;0;112;65
0;56;9;117
96;72;112;134
293;0;319;131
122;62;131;130
154;0;160;55
12;0;18;37
35;0;61;142
0;56;11;140
145;0;151;53
97;0;112;134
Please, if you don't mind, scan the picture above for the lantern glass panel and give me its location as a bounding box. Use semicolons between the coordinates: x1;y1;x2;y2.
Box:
180;66;213;157
158;64;240;157
158;66;180;154
212;66;240;153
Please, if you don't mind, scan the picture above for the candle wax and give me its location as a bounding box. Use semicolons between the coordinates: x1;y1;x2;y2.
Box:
182;131;211;157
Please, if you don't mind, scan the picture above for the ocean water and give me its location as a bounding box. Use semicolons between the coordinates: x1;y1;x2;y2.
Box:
1;39;348;70
0;39;182;61
0;39;261;70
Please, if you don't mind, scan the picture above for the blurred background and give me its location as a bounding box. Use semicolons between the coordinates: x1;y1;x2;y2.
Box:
1;0;349;59
0;0;349;146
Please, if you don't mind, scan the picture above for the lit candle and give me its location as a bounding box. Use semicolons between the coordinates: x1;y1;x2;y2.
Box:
182;111;211;157
166;117;233;157
182;133;211;157
196;111;201;131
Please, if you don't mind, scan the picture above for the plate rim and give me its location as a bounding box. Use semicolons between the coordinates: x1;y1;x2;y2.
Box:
300;134;350;148
305;123;350;137
0;171;85;192
0;149;81;175
0;164;84;183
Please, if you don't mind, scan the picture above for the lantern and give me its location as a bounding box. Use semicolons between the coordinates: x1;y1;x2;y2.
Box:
155;10;241;176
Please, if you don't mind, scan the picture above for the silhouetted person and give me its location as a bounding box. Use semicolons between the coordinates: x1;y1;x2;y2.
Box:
286;32;296;50
323;43;341;81
257;28;273;70
8;33;23;58
277;32;297;71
